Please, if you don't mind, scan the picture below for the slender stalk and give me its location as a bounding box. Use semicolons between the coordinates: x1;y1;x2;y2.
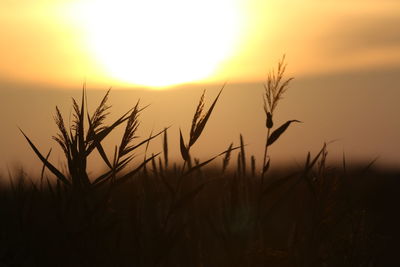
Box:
261;127;271;181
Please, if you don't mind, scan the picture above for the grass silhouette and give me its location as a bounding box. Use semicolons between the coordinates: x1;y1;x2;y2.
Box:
1;58;399;266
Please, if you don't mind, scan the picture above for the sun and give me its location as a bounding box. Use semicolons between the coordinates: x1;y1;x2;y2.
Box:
67;0;243;88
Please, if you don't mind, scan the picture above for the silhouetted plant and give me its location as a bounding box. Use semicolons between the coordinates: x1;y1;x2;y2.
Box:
261;55;301;178
179;85;224;169
20;85;164;191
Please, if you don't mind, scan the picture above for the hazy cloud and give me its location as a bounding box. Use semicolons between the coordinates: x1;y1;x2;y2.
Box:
326;15;400;53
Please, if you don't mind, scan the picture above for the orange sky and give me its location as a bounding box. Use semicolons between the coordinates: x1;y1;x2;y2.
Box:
1;0;399;87
1;0;400;176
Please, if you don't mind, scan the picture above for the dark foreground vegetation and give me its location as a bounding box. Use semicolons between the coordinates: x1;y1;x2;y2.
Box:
1;58;399;266
2;164;400;267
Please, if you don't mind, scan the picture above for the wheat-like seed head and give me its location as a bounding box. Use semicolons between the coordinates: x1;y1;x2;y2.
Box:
263;55;293;116
87;89;111;137
119;100;140;157
222;142;233;173
52;106;71;156
190;90;205;142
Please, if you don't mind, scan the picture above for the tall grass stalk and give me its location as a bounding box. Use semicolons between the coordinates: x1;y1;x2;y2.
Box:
179;85;224;173
261;55;299;180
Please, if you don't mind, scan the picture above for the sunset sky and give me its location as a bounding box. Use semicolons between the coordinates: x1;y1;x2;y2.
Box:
1;0;399;87
1;0;399;175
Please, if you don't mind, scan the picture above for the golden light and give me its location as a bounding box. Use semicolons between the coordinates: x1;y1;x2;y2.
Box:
65;0;244;88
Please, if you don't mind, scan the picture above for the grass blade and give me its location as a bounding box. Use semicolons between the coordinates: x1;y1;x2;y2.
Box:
239;134;246;176
222;143;233;173
88;116;112;169
179;129;190;162
184;156;218;176
163;127;169;168
20;129;70;186
189;84;224;147
267;120;301;146
122;127;169;156
115;153;160;186
40;149;52;183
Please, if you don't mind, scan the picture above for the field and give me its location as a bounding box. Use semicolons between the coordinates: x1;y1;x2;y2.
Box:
1;59;399;266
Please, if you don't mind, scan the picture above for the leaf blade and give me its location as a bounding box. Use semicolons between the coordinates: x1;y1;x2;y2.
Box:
20;129;70;186
267;120;301;147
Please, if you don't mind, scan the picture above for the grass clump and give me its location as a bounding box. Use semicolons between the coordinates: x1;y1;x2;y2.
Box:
20;86;164;191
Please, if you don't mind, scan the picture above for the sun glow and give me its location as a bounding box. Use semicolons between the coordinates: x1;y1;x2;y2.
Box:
67;0;244;88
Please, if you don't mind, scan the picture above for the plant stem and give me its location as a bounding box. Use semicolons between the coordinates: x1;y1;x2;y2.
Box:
261;127;271;182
